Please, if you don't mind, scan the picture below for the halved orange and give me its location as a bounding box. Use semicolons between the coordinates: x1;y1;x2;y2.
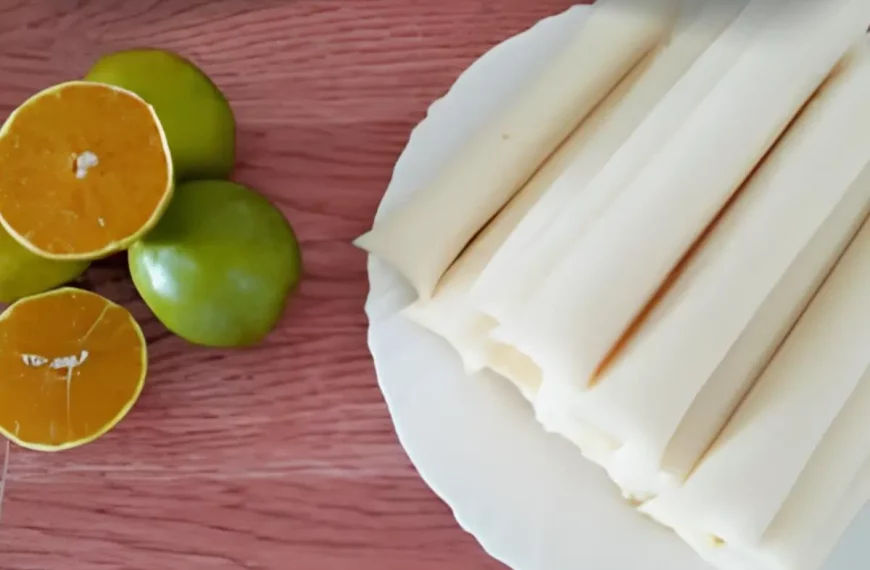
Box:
0;81;173;260
0;287;147;452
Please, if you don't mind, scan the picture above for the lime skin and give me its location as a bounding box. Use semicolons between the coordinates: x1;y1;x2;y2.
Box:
129;180;302;348
0;226;89;304
86;48;236;181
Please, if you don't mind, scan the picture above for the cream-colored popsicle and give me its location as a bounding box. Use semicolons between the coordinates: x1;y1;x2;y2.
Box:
472;0;766;324
803;477;869;570
768;466;869;570
403;45;661;374
484;342;541;403
404;0;735;376
759;374;870;570
641;216;870;552
535;43;870;501
647;372;870;570
483;341;622;465
354;0;677;300
666;460;870;570
498;0;870;391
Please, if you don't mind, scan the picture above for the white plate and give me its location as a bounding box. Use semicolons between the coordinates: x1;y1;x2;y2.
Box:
363;5;869;569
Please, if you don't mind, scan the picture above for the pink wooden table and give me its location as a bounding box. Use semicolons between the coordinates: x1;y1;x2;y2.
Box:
0;1;581;568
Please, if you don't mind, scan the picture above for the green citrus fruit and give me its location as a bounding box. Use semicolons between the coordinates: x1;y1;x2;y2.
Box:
0;226;88;304
85;48;235;181
129;180;302;347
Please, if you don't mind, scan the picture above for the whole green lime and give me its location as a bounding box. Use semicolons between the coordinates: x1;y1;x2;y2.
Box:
85;48;235;181
0;226;88;304
129;180;302;347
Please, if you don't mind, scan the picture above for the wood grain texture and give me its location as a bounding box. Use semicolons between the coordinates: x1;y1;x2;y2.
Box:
0;1;585;568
